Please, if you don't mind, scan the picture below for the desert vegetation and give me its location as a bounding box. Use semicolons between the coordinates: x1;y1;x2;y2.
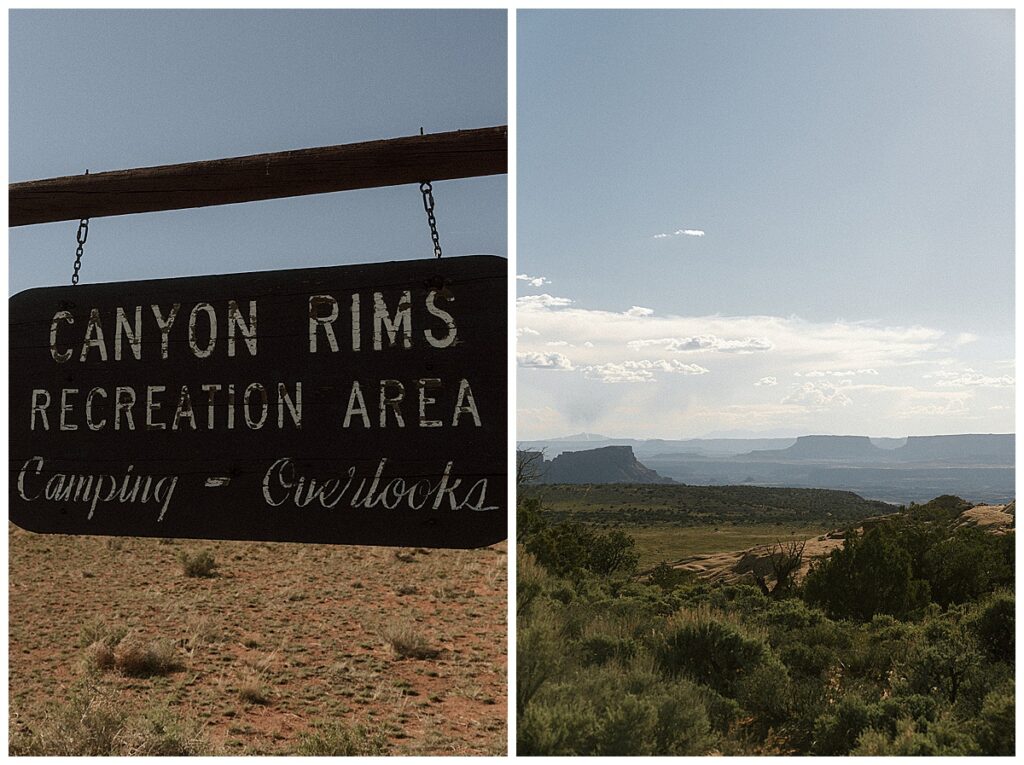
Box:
517;493;1014;755
9;528;507;755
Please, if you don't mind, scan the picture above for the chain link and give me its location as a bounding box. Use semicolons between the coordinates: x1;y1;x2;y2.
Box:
71;170;90;285
420;181;442;259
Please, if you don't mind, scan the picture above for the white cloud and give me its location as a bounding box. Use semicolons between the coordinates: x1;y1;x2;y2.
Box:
624;306;655;317
795;368;879;378
931;370;1015;388
782;382;853;408
582;359;710;384
517;273;550;288
516;326;541;338
755;376;778;387
653;228;706;239
517;351;574;371
545;340;570;347
629;335;773;353
516;293;573;309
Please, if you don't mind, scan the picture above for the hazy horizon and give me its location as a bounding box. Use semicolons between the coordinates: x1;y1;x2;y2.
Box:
521;429;1015;443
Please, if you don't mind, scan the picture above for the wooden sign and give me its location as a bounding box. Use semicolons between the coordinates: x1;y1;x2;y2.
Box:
9;255;507;548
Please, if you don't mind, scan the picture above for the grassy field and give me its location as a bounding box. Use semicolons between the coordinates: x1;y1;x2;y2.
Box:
521;482;893;528
522;483;892;569
9;525;506;755
623;522;832;569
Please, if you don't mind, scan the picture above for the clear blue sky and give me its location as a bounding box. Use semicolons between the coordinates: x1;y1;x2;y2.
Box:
9;9;506;292
517;10;1014;439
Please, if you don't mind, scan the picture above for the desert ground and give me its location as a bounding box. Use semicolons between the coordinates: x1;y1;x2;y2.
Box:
9;525;507;755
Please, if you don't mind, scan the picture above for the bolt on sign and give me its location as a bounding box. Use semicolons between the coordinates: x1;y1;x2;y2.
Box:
9;255;506;549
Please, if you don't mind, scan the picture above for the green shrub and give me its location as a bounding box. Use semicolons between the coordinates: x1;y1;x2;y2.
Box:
853;714;980;756
655;608;772;696
517;609;564;714
967;590;1014;663
525;521;638;578
579;634;638;667
803;525;928;621
971;684;1015;756
179;549;218;578
812;694;874;755
648;562;695;592
923;528;1010;607
518;661;713;756
735;655;792;726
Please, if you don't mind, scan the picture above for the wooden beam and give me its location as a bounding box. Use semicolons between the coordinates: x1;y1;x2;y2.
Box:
9;125;507;227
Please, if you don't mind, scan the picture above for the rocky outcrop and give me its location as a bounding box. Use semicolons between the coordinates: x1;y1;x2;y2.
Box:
521;445;674;484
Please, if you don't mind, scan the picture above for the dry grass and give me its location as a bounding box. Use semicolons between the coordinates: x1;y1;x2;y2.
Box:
10;526;507;755
383;623;442;660
179;549;218;578
9;683;207;756
112;634;179;677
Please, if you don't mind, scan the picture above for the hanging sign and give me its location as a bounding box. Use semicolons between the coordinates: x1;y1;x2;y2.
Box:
9;255;507;548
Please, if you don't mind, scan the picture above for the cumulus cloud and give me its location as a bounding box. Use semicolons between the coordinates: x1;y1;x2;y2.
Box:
624;306;655;317
755;376;778;387
516;326;540;338
517;273;550;288
782;382;853;408
516;293;573;309
795;369;878;378
931;370;1015;388
517;297;950;371
629;335;773;353
517;351;574;371
582;359;710;384
653;233;669;239
545;340;570;347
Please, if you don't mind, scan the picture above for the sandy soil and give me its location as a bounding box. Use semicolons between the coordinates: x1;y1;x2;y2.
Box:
8;524;507;755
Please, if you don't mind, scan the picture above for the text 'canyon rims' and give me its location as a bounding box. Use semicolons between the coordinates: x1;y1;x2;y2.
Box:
9;255;507;548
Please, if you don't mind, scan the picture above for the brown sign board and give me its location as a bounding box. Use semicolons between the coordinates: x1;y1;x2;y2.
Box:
9;255;507;549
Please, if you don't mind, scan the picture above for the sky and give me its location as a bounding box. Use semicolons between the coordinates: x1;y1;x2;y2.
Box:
8;9;506;292
517;9;1014;440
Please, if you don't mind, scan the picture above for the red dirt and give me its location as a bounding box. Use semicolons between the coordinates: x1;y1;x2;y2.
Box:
8;524;507;755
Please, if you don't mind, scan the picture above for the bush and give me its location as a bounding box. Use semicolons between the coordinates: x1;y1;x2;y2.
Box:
525;521;638;578
655;608;772;696
517;610;564;714
967;590;1014;663
923;528;1009;607
296;722;389;756
112;634;179;677
803;525;927;621
9;684;205;756
972;685;1015;755
812;694;874;755
853;714;980;756
382;624;440;660
77;618;128;649
647;562;695;592
518;661;713;756
179;549;218;578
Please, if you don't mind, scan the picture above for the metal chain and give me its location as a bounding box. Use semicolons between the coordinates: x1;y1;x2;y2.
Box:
71;170;90;285
420;181;442;259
